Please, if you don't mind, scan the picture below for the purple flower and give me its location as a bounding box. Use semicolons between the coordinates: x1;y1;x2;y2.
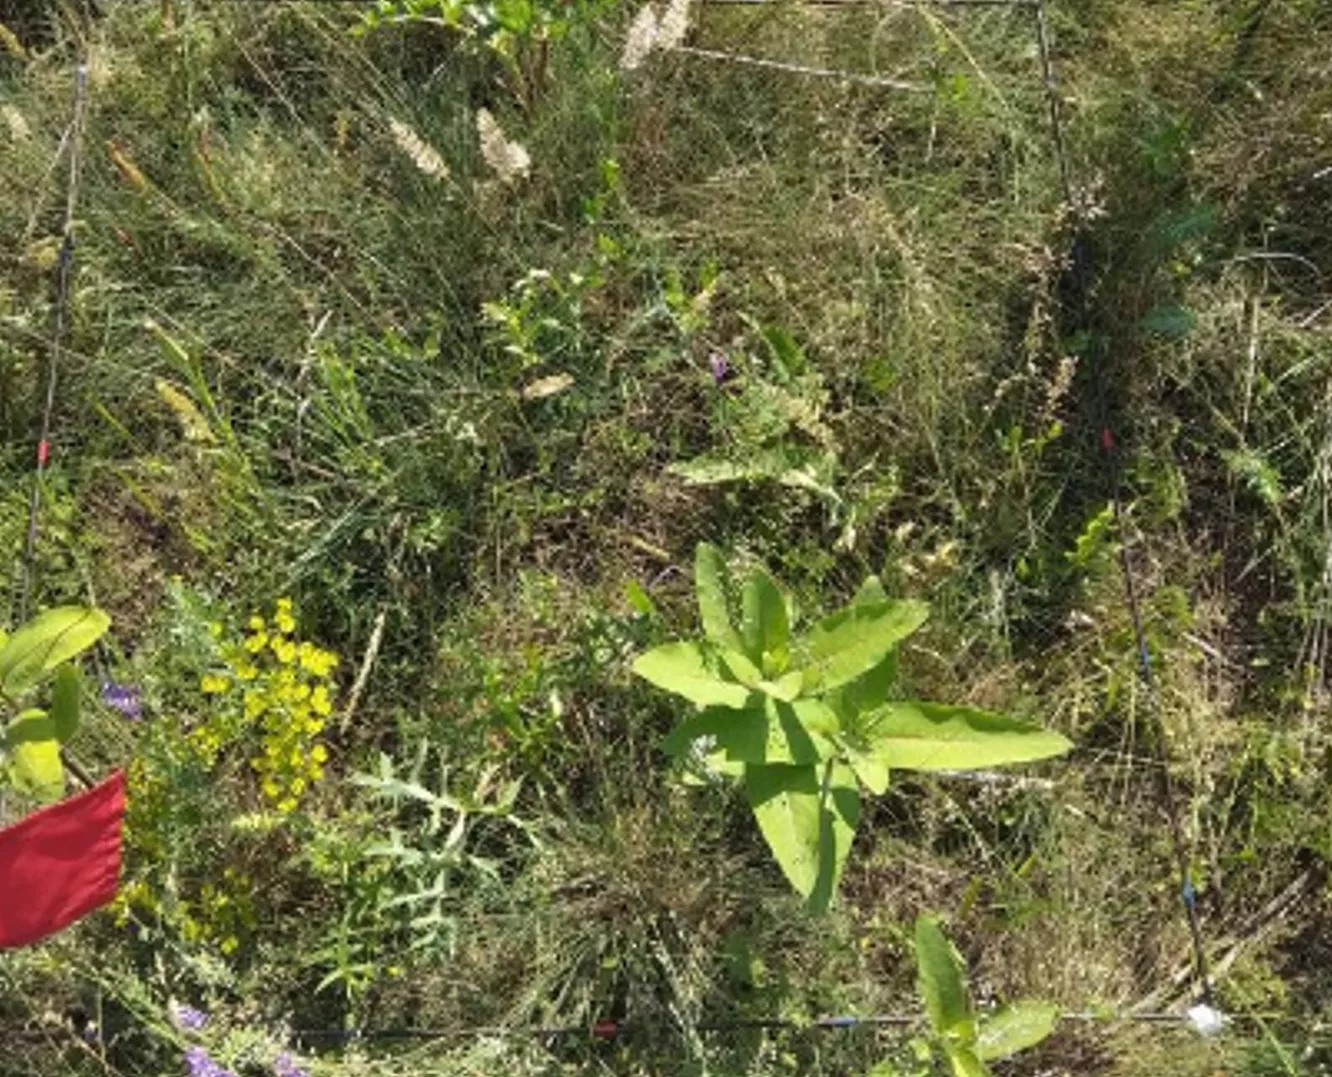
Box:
708;351;731;385
100;680;142;719
274;1051;310;1077
171;1003;208;1031
184;1046;233;1077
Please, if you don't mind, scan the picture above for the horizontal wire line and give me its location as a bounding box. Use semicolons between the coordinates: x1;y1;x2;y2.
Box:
1;1008;1279;1046
673;45;929;89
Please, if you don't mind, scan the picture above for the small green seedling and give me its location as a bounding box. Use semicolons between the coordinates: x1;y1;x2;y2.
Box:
632;544;1072;910
0;606;110;802
886;915;1059;1077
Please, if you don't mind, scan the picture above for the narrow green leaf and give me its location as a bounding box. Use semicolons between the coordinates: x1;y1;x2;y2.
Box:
915;915;973;1040
745;761;858;911
6;710;64;803
742;567;789;673
633;642;752;709
695;543;745;653
623;579;656;616
0;607;110;697
797;600;928;695
976;1001;1060;1061
865;702;1072;771
51;663;82;742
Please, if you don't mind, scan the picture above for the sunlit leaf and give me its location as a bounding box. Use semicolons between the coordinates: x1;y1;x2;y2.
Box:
663;698;835;765
845;746;890;795
977;1000;1060;1061
632;642;752;709
50;663;82;742
745;762;858;911
695;543;746;655
798;599;927;695
944;1044;987;1077
743;566;789;672
915;915;973;1040
0;607;110;697
6;709;64;803
865;701;1072;771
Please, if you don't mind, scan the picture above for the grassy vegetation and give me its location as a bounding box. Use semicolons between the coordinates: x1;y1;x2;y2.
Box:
3;0;1332;1073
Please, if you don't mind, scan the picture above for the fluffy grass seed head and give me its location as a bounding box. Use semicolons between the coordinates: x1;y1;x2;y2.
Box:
388;117;450;180
477;108;531;185
620;4;659;71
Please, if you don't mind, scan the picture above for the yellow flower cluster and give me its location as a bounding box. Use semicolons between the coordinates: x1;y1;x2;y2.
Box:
196;598;339;813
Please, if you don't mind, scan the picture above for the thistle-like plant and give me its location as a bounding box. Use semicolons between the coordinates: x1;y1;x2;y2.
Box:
632;544;1072;910
0;606;110;802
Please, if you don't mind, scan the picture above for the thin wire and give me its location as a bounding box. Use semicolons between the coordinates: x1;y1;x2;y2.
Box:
1031;0;1214;1007
699;0;1035;6
0;1008;1239;1047
17;64;89;623
674;45;929;91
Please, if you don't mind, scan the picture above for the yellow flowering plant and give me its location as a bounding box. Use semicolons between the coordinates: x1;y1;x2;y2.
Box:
196;598;338;813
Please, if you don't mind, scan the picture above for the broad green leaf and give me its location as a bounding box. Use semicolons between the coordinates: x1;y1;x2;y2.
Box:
633;642;752;710
51;663;82;742
915;915;973;1040
865;702;1072;771
851;576;888;604
4;707;55;746
977;1001;1060;1061
758;671;802;702
664;699;834;765
797;599;928;695
944;1045;988;1077
825;577;899;722
845;746;890;795
745;761;859;911
7;710;64;802
719;647;762;687
0;607;110;697
826;650;897;724
743;567;789;673
695;544;745;653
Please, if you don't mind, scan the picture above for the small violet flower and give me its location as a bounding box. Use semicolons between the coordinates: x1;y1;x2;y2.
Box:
184;1046;234;1077
100;680;142;719
707;351;730;385
274;1051;310;1077
171;1003;208;1031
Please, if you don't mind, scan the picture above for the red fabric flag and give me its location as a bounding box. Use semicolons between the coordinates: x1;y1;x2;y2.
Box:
0;770;126;949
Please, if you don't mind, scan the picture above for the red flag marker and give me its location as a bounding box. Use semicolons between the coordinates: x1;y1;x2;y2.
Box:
1100;427;1115;453
36;440;50;466
0;770;126;949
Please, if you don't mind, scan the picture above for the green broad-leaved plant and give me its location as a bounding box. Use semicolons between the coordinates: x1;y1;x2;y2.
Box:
0;606;110;802
633;544;1072;911
906;915;1059;1077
